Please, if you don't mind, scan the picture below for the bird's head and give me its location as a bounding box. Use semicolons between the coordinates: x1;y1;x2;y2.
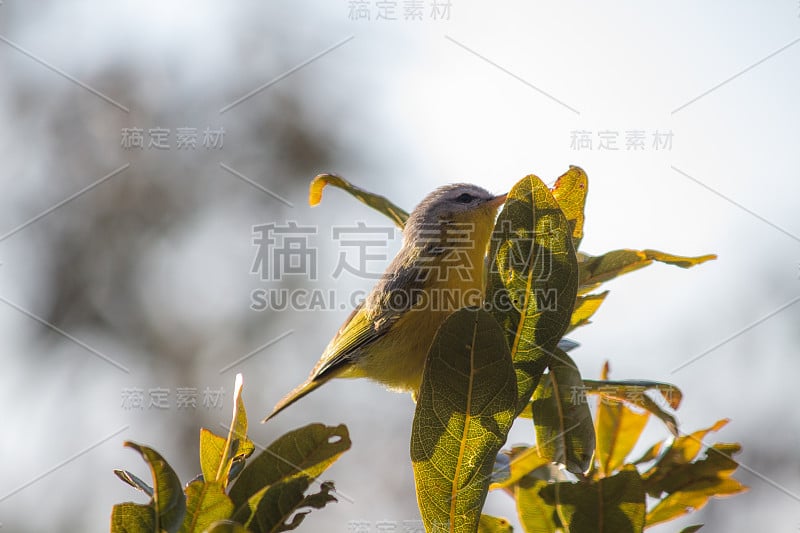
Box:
404;183;507;244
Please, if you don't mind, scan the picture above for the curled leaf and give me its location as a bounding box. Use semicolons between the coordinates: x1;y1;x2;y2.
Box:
309;173;409;228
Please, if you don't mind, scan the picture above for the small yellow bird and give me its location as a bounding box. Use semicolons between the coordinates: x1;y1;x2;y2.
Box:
263;183;507;422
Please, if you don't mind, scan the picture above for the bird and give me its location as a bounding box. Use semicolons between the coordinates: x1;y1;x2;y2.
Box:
263;183;507;422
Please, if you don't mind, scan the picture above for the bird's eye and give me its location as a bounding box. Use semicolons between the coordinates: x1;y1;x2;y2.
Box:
455;193;475;204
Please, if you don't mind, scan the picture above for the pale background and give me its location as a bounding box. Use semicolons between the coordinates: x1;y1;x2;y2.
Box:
0;1;798;532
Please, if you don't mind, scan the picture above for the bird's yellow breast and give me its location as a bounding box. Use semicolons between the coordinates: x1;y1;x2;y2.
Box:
350;229;490;393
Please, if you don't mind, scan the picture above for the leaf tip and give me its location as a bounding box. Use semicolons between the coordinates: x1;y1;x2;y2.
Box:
309;173;338;206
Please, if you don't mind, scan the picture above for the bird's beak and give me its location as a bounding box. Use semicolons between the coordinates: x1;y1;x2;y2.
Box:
486;192;508;209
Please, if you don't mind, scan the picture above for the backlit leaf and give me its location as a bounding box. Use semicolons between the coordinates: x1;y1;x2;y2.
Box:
214;374;255;487
550;165;588;249
486;173;579;415
110;502;155;532
232;476;337;533
114;469;154;497
489;446;550;491
642;419;729;496
567;291;608;333
309;173;409;228
199;429;228;486
229;424;350;509
531;351;595;474
595;397;650;477
411;307;517;533
543;466;646;533
179;481;234;533
644;442;747;526
515;476;559;533
203;521;251;533
578;249;716;294
582;379;682;410
123;442;186;533
583;378;681;435
478;514;514;533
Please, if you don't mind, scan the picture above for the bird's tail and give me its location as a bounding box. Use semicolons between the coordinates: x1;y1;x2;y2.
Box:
262;377;328;423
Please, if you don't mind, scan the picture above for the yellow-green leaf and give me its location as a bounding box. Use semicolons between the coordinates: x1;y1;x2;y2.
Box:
114;469;154;497
122;442;186;533
515;476;559;533
486;173;579;415
646;476;746;527
582;379;682;412
567;291;608;333
583;378;681;435
642;419;729;495
229;423;350;509
110;502;155;532
232;476;337;532
644;440;747;527
595;397;650;478
411;307;517;533
206;374;255;489
532;351;595;474
179;481;234;533
309;173;409;228
490;446;551;491
199;429;228;485
578;249;716;294
203;521;251;533
550;165;588;249
543;466;646;533
478;514;514;533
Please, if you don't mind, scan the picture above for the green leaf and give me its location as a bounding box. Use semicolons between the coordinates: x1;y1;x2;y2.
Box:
229;423;350;508
202;521;251;533
531;351;595;474
309;173;409;228
179;481;235;533
679;525;704;533
550;165;588;249
642;419;729;495
123;441;187;533
578;249;716;294
632;442;663;466
478;514;514;533
543;467;646;533
411;307;517;533
200;429;229;485
595;397;650;477
583;379;681;436
582;379;682;410
567;291;608;333
211;374;255;488
486;173;579;414
644;443;747;526
114;469;154;496
232;476;337;533
110;502;156;532
515;476;559;533
490;446;550;491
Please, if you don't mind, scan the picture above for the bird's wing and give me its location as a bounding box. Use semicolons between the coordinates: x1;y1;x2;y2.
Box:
309;253;426;380
310;299;400;380
262;301;403;423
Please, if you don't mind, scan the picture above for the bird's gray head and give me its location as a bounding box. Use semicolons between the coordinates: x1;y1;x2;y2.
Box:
403;183;506;243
